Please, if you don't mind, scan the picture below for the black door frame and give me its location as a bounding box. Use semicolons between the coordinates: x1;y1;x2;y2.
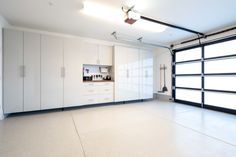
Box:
173;36;236;114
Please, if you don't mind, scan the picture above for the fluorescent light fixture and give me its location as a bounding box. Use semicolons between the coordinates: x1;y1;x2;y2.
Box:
82;1;124;23
81;1;167;33
133;19;167;32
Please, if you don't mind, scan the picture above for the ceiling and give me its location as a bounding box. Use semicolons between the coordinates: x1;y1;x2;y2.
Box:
0;0;236;45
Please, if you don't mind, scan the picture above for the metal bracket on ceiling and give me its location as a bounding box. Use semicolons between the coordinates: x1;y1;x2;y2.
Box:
137;37;143;43
111;31;117;40
111;31;171;50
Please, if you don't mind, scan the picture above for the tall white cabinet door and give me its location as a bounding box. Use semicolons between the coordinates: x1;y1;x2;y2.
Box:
140;49;153;99
41;35;64;109
3;29;24;113
80;42;99;65
23;32;41;111
126;47;140;100
64;38;83;107
99;45;113;65
114;46;128;102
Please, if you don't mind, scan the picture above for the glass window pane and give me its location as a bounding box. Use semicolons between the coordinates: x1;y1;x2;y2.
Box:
205;40;236;58
176;48;201;62
205;92;236;110
176;89;201;103
205;57;236;74
205;76;236;91
176;76;201;88
176;62;201;74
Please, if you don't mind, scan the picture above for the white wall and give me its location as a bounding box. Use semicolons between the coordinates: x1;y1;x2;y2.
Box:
0;15;9;120
154;48;172;96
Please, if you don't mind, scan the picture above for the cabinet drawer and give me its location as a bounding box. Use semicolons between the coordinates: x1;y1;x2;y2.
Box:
82;87;99;95
99;82;114;86
99;86;113;93
98;94;114;103
83;83;96;87
81;95;98;105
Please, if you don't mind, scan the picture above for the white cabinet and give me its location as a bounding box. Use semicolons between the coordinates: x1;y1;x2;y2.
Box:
23;32;41;111
82;82;114;105
126;47;140;100
64;38;83;107
3;29;24;113
81;42;113;65
114;46;128;102
99;45;113;65
114;46;140;102
81;42;99;65
140;49;153;99
3;30;41;113
41;35;64;109
114;46;153;102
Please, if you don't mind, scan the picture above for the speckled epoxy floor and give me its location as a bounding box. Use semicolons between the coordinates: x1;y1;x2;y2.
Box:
1;100;236;157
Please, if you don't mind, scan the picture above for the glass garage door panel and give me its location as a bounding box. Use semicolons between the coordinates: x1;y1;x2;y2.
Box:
205;92;236;110
205;40;236;58
205;58;236;74
205;76;236;91
176;62;201;74
175;89;201;103
176;48;201;62
176;76;201;88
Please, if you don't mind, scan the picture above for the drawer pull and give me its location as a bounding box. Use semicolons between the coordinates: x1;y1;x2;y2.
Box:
88;90;94;92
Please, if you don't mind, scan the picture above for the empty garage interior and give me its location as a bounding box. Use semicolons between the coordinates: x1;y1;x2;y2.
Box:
0;0;236;156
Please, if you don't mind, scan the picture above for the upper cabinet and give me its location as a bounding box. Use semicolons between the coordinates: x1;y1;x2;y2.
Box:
81;42;113;65
80;42;99;65
98;45;113;66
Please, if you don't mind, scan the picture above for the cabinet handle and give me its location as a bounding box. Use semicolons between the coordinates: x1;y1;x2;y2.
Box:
145;70;148;78
127;70;129;78
97;59;100;65
61;67;65;78
20;65;25;77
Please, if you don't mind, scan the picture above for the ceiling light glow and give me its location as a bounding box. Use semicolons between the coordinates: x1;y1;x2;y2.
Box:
81;1;167;33
82;1;124;24
133;19;167;32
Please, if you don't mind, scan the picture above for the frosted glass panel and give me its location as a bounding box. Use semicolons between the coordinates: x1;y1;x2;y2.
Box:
205;40;236;58
176;48;201;62
176;62;201;74
205;92;236;110
205;57;236;73
176;76;201;88
176;89;201;103
205;76;236;91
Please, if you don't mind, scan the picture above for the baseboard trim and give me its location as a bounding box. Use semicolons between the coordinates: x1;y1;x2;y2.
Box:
154;93;173;101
